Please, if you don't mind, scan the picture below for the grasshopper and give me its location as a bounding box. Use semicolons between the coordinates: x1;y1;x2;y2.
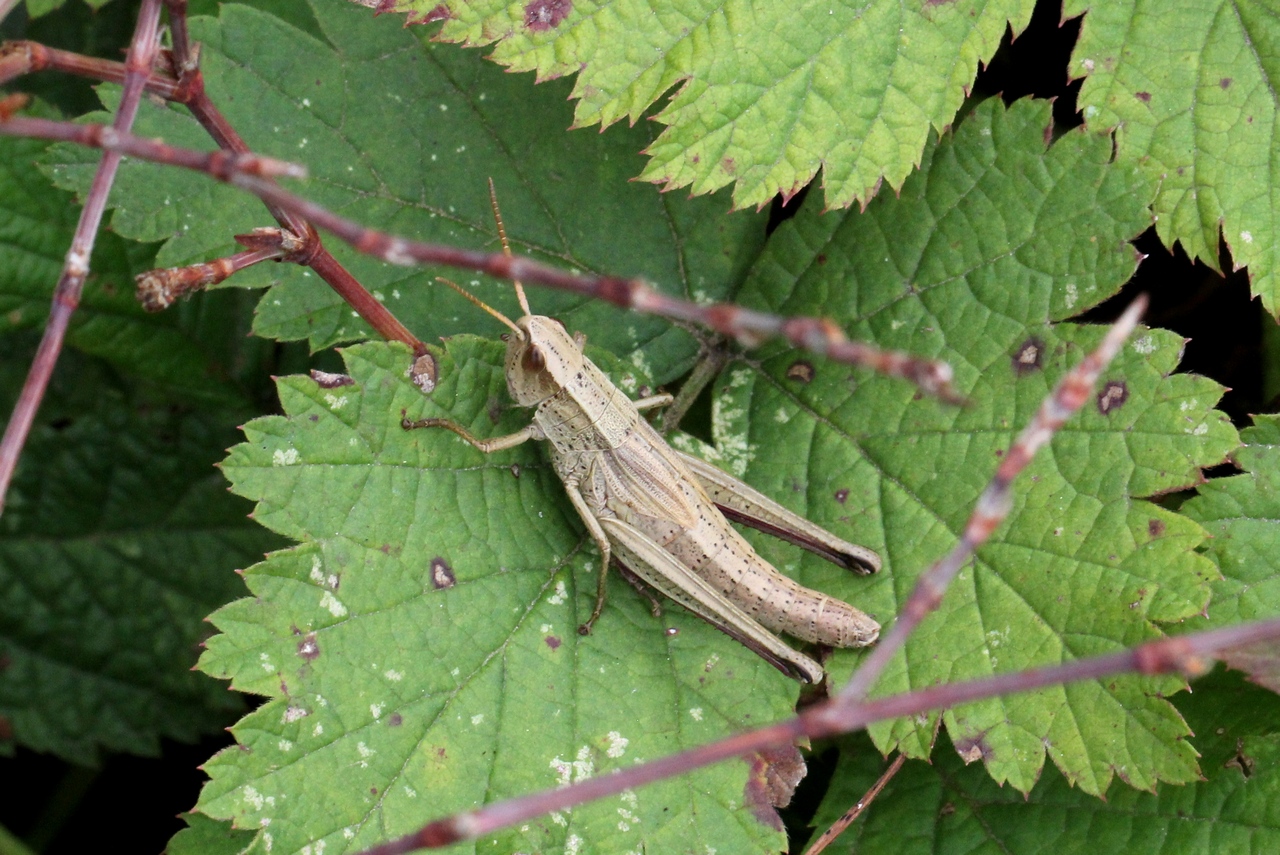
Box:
404;214;881;683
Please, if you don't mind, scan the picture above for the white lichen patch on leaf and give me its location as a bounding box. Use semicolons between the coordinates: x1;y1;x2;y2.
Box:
319;591;347;617
605;731;629;758
550;756;572;787
690;707;704;721
243;785;265;811
548;579;568;605
272;447;300;466
259;652;275;672
1131;334;1157;355
323;393;348;409
282;706;307;723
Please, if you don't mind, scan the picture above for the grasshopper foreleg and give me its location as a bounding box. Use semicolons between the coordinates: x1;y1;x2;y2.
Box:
631;393;674;412
401;415;545;453
561;477;615;636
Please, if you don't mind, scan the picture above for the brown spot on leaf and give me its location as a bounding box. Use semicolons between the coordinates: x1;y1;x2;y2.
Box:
1012;337;1045;374
545;635;561;649
421;3;453;23
310;370;354;389
665;627;679;637
487;395;503;424
430;557;456;589
1097;380;1129;415
1135;91;1151;103
297;633;320;661
816;253;827;265
0;653;10;672
834;488;850;504
388;712;403;727
0;715;11;741
525;0;571;30
1148;519;1165;538
510;463;522;479
721;156;736;175
1225;739;1255;777
409;353;438;394
786;360;815;383
939;801;956;817
953;734;990;763
1221;77;1233;89
743;746;806;831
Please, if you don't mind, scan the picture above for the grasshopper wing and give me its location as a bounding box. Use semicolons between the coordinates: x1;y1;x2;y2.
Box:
599;517;825;683
673;451;880;574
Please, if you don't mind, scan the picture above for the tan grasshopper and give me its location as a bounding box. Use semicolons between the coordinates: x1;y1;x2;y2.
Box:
405;219;881;683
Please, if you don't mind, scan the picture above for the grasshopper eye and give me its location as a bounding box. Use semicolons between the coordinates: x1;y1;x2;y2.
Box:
522;346;545;372
500;333;510;342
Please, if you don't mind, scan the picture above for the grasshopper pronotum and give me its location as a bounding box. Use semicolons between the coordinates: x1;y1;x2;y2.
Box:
404;203;882;683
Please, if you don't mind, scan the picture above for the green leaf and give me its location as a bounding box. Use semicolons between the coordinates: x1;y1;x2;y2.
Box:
201;339;797;855
1066;0;1280;315
166;812;257;855
725;97;1238;795
41;0;768;380
809;667;1280;855
420;0;1036;209
196;96;1237;853
1181;414;1280;630
0;340;281;762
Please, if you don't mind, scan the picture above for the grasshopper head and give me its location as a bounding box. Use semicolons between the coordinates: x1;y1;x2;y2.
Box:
504;314;580;406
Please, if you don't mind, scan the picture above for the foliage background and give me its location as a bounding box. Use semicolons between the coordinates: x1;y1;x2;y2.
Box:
0;0;1278;853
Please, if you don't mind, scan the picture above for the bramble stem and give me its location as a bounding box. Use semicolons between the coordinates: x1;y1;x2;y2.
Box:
803;753;906;855
834;295;1148;704
0;0;164;515
0;115;962;401
352;616;1280;853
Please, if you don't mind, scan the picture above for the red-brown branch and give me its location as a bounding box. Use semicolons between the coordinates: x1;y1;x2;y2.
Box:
803;753;906;855
834;294;1149;705
0;114;962;400
352;617;1280;854
0;0;164;515
0;39;180;98
1;20;426;351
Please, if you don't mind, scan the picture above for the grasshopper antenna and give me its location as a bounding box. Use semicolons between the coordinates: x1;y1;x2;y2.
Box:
488;178;531;317
435;277;522;338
